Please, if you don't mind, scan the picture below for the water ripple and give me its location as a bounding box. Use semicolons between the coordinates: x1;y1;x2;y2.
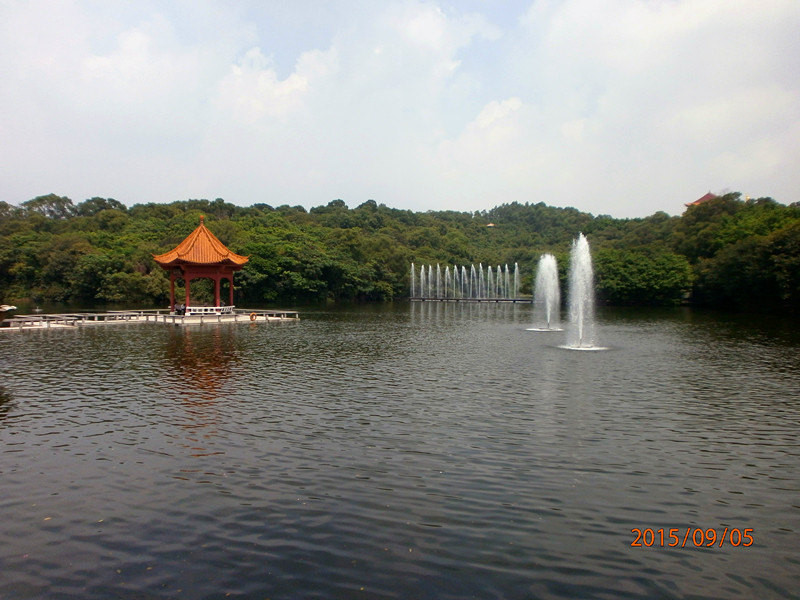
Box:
1;306;799;598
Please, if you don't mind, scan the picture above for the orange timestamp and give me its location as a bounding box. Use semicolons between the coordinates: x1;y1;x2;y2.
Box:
631;527;754;548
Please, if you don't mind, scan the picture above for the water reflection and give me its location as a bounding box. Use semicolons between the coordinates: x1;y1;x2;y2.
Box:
0;385;13;422
408;299;532;327
162;327;240;457
163;327;239;396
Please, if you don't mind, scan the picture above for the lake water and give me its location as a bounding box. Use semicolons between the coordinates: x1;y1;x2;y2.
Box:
1;303;799;599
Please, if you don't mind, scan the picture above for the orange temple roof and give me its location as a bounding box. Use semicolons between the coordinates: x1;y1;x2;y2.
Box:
686;192;718;207
153;216;249;268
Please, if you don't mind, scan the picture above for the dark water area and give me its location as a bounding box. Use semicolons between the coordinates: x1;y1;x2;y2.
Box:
1;303;799;599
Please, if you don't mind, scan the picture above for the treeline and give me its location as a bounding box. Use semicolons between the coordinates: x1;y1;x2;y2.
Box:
1;192;798;311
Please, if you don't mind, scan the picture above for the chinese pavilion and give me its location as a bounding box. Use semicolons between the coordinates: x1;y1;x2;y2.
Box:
153;216;249;313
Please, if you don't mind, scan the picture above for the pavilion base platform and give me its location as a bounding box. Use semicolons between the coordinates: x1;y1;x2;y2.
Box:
157;308;300;326
0;308;299;330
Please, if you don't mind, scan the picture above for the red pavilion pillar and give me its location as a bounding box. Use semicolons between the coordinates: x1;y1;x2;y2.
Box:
169;271;176;311
184;272;191;309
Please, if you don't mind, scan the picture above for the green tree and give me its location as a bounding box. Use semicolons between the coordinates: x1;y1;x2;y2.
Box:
22;194;75;219
1;190;796;311
595;248;692;305
75;197;127;216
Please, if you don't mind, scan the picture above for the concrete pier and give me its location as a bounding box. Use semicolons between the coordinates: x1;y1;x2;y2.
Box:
0;308;299;330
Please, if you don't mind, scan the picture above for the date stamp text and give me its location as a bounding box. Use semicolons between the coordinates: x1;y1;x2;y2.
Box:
631;527;754;548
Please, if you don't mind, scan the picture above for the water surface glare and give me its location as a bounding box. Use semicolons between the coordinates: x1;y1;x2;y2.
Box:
1;303;799;599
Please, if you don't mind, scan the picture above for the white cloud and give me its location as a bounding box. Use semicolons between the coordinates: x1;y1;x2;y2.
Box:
1;0;798;216
435;98;531;178
214;48;312;123
506;0;800;214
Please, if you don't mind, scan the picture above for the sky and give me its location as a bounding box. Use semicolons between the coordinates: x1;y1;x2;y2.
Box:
1;0;798;218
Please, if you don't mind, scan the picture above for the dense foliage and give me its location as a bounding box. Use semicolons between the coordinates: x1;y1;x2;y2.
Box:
1;192;798;311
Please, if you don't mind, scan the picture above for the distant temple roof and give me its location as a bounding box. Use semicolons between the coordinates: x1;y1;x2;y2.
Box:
686;192;718;207
153;216;249;268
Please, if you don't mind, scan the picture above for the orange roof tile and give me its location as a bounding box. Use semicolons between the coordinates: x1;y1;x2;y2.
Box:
153;216;249;267
686;192;718;207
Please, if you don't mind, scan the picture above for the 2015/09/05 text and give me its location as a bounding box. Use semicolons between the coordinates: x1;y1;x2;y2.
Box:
631;528;754;548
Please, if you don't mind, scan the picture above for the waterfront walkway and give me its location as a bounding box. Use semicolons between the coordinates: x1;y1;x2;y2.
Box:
0;308;299;330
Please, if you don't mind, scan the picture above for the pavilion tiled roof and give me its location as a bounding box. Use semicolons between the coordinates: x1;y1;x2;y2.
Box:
153;216;249;267
686;192;718;207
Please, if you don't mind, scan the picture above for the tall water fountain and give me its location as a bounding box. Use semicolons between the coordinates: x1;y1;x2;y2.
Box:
565;233;603;349
529;253;562;331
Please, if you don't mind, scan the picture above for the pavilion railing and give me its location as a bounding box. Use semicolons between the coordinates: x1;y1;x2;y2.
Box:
182;305;235;316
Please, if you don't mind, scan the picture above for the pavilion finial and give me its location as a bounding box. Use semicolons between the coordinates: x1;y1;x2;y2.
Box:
200;215;205;224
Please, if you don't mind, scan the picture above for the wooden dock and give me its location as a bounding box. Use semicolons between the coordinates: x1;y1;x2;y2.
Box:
0;308;299;330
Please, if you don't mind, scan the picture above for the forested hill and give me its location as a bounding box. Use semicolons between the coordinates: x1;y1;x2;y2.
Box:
1;193;798;311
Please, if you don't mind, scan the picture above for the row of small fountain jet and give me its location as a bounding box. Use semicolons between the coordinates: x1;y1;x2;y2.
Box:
410;263;521;300
411;233;600;349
